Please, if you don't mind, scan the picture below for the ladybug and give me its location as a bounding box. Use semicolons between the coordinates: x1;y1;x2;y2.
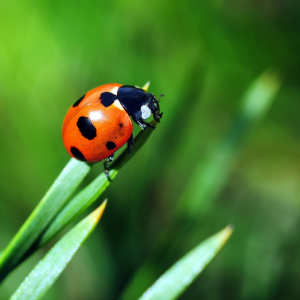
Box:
62;83;163;179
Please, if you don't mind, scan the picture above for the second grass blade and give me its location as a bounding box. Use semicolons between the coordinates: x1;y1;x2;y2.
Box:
0;159;91;283
10;200;107;300
138;226;233;300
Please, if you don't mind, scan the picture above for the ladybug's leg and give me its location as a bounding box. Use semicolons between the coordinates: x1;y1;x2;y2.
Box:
142;121;156;129
127;134;134;153
133;119;147;130
133;118;155;130
154;112;163;123
104;153;114;181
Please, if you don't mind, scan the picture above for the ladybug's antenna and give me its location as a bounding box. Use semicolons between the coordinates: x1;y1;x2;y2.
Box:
157;94;164;102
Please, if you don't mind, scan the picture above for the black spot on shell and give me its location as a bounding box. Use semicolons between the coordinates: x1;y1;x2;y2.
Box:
73;94;85;107
100;92;118;107
71;147;86;161
119;123;123;128
106;141;116;150
77;116;97;140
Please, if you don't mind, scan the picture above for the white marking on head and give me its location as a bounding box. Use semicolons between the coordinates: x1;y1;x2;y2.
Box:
141;104;151;119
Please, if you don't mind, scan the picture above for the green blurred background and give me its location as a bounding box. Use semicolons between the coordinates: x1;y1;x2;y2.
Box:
1;0;300;299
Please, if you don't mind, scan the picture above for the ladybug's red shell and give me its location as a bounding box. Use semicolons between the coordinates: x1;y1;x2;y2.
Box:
62;83;133;163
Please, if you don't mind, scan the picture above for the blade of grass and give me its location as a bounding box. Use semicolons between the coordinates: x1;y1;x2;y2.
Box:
0;159;91;283
175;70;281;218
10;200;107;300
138;226;233;300
39;119;158;246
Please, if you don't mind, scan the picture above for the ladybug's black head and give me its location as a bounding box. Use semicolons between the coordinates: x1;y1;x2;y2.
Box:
147;93;163;123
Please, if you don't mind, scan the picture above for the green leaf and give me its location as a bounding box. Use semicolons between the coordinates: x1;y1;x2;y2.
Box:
0;159;91;283
10;200;107;300
138;226;233;300
39;120;157;246
175;70;281;218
